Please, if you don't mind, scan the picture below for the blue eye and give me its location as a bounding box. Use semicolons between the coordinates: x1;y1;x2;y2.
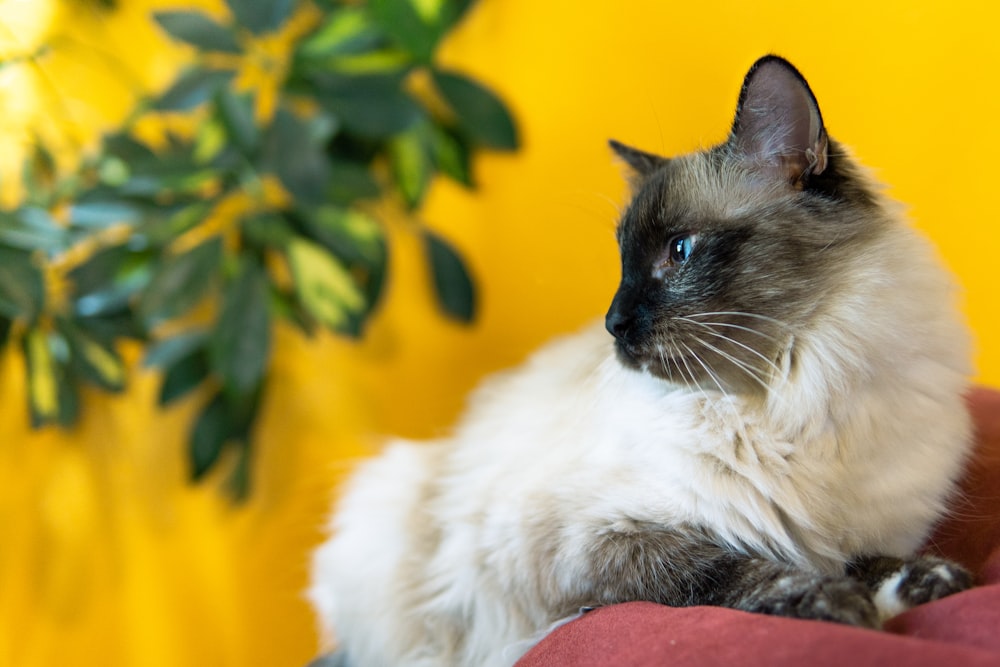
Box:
669;233;697;264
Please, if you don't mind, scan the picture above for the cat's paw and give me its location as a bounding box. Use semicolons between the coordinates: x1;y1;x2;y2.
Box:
741;574;880;628
871;556;973;619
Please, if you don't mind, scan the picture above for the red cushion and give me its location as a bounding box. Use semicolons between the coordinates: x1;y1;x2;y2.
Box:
517;387;1000;667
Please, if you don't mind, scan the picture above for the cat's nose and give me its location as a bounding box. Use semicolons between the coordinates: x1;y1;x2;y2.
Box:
605;304;631;340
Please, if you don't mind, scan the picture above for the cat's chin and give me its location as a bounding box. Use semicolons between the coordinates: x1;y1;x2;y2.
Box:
613;340;695;387
613;340;641;366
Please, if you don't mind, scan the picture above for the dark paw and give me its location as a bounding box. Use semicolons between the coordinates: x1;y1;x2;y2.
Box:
894;556;973;607
741;574;879;629
859;555;974;620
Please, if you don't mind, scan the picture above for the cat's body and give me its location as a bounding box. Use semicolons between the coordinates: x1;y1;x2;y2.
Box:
309;57;974;667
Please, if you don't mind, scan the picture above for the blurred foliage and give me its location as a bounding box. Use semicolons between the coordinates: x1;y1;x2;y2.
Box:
0;0;518;498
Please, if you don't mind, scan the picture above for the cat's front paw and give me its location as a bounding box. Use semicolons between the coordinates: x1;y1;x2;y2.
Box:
740;574;880;629
887;557;973;609
852;555;973;620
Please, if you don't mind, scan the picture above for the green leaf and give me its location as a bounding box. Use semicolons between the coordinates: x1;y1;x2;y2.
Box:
70;246;153;318
311;48;411;75
369;0;473;63
442;0;478;25
423;228;475;322
389;126;432;210
143;329;210;369
0;207;68;253
56;366;80;428
98;156;130;186
58;320;126;392
224;441;252;501
138;202;214;247
103;134;212;199
358;237;388;320
69;245;131;295
208;258;271;396
292;207;388;327
270;287;317;336
327;158;380;205
138;237;222;327
187;379;262;483
313;72;422;138
216;88;258;155
104;132;158;164
155;67;236;111
369;0;434;62
298;206;386;266
30;141;57;183
24;328;60;426
223;383;262;441
0;318;10;348
261;108;335;206
153;11;242;54
432;70;518;150
160;348;209;406
242;213;296;249
194;117;227;164
22;142;57;198
286;236;365;332
114;179;159;200
430;123;472;186
75;310;146;343
297;6;383;60
225;0;297;35
69;200;144;228
0;247;44;322
190;391;229;480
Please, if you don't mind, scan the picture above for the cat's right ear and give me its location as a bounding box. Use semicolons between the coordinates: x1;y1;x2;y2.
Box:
609;139;667;188
728;55;828;187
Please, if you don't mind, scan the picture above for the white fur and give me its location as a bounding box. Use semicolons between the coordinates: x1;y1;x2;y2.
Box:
308;216;971;665
872;570;908;621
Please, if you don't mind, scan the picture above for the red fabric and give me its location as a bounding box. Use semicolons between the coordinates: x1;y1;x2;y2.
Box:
517;387;1000;667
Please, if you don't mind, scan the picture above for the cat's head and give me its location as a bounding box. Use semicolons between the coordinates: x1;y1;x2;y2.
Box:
606;55;886;394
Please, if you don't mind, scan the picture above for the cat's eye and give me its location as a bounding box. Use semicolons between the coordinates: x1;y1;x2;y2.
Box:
652;233;698;279
669;233;698;264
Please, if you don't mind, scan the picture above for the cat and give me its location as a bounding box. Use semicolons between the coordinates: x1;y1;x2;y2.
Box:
308;55;975;667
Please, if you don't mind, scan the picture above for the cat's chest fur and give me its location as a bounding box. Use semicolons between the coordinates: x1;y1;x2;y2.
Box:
433;312;965;585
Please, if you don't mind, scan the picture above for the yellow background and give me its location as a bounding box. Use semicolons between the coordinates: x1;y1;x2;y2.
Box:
1;1;997;666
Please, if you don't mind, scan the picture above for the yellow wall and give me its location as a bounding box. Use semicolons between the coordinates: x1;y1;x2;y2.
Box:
1;1;998;666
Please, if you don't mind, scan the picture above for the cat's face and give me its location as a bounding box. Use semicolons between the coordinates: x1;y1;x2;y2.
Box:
606;56;882;394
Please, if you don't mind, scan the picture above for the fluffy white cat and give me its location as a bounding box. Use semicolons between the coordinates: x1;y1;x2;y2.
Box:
309;55;973;667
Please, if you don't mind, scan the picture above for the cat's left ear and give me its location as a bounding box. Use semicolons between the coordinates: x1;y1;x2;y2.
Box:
609;139;667;188
729;55;828;187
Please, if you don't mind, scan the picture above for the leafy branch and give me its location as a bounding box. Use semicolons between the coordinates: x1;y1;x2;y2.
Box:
0;0;518;498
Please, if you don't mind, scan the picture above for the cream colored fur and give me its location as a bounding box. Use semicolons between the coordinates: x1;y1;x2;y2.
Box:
308;184;971;665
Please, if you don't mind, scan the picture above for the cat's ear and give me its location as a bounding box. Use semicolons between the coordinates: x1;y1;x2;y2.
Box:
609;139;667;187
729;55;828;186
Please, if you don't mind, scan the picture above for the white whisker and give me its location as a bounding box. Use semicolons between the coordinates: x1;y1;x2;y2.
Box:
679;339;758;466
684;311;792;330
688;334;774;395
677;340;723;395
671;340;700;393
679;321;784;377
673;341;725;436
676;318;783;345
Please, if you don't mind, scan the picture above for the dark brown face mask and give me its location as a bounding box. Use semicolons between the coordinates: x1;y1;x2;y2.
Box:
605;55;884;394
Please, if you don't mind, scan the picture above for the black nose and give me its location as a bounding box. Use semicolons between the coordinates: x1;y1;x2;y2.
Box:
605;302;631;340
